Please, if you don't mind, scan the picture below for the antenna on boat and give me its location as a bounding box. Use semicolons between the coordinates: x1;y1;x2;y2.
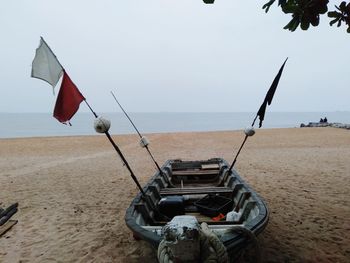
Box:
110;91;165;176
228;58;288;172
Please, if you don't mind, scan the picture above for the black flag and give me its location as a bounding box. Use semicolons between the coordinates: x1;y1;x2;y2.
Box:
255;58;288;128
229;58;288;171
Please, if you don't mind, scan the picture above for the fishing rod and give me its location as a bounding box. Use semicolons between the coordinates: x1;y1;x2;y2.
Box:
110;91;165;176
84;100;146;196
228;58;288;172
87;102;172;220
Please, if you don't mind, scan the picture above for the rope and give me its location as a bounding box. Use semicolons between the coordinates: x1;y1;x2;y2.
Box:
157;222;228;263
157;239;174;263
200;223;228;263
157;223;260;263
227;226;261;263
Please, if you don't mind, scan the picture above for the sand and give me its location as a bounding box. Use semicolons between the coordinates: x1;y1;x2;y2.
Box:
0;127;349;262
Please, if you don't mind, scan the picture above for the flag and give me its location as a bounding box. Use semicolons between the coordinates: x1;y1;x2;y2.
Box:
256;58;288;128
53;71;85;124
31;37;63;89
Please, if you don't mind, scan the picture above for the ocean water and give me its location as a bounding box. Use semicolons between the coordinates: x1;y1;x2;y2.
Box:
0;112;349;139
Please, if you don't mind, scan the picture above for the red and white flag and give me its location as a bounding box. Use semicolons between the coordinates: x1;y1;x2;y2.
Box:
31;37;85;125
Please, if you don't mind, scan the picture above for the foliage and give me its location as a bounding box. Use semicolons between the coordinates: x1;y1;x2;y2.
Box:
328;1;350;32
262;0;350;32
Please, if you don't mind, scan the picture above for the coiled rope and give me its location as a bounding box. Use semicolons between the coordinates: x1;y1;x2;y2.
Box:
157;240;175;263
157;224;260;263
227;225;261;263
157;222;228;263
199;223;228;263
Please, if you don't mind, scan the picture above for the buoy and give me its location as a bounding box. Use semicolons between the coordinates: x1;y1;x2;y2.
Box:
94;117;111;133
244;127;255;136
139;136;150;148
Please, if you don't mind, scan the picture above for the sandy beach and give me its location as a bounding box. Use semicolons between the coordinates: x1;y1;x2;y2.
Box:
0;127;349;262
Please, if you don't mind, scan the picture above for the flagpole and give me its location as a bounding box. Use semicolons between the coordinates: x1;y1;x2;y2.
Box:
228;113;259;171
228;58;288;172
110;91;165;177
83;99;146;196
83;99;98;118
228;135;248;171
32;37;147;197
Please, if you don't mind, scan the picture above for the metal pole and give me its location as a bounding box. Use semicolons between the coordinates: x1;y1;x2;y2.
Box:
110;91;165;176
83;100;146;196
228;135;248;171
229;114;258;171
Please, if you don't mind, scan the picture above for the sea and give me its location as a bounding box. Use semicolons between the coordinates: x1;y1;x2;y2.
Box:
0;112;349;139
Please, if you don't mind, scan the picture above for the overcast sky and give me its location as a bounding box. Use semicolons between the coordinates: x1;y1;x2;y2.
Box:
0;1;348;113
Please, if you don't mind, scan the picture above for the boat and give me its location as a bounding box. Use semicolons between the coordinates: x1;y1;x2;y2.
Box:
125;157;269;262
30;38;286;262
122;59;288;262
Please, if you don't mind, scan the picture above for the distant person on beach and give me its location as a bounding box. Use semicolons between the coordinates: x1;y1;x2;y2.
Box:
320;118;324;123
324;117;328;123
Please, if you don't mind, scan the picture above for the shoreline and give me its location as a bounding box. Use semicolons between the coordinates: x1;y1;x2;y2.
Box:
0;128;349;262
0;127;296;140
0;126;316;141
1;111;350;139
2;124;349;141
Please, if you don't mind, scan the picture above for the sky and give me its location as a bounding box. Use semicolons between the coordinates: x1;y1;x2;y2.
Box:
0;1;349;113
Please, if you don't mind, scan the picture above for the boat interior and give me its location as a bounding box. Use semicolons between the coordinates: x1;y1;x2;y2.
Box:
132;159;261;227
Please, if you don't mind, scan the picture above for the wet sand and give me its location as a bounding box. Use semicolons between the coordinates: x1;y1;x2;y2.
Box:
0;127;349;262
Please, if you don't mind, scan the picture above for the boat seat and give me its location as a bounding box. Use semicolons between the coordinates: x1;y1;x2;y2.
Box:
134;203;155;224
160;186;233;196
234;191;251;212
234;201;257;224
171;170;220;176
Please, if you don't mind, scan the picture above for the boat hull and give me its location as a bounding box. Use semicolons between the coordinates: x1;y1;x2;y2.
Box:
125;158;269;259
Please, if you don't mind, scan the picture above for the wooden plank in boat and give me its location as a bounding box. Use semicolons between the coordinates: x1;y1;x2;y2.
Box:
172;170;219;176
201;164;220;170
160;186;233;196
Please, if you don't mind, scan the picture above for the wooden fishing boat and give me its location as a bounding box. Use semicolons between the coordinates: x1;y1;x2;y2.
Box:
125;157;269;261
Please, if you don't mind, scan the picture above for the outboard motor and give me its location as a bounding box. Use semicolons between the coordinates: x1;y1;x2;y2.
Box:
158;215;201;262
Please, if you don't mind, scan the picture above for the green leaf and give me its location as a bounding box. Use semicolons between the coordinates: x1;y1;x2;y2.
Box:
319;2;329;14
330;18;339;26
340;1;347;11
301;19;310;30
278;0;287;6
281;3;298;14
310;15;320;26
284;16;300;31
263;0;276;13
328;11;340;18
